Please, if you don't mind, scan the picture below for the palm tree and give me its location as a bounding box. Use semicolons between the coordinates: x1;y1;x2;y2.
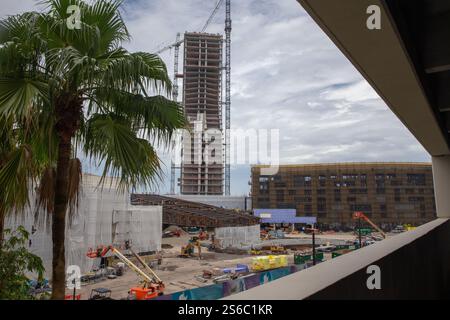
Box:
0;0;185;299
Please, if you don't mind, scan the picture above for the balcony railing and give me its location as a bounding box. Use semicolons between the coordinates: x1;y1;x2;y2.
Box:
224;218;450;299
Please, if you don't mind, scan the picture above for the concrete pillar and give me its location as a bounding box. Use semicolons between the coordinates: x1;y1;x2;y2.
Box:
432;155;450;218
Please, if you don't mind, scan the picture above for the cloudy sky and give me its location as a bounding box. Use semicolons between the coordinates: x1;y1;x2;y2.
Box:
1;0;430;195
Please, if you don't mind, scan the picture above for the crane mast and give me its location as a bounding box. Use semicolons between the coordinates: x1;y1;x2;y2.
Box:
170;32;181;194
224;0;231;196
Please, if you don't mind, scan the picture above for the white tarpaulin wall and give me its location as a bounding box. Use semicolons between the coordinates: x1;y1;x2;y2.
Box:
214;225;260;249
5;174;162;278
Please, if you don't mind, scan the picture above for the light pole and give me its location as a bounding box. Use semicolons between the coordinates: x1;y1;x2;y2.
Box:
307;225;318;265
358;217;362;248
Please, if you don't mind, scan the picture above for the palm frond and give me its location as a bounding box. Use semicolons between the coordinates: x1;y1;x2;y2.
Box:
0;145;35;217
90;88;186;145
95;51;172;96
82;114;162;192
33;166;55;229
0;78;48;121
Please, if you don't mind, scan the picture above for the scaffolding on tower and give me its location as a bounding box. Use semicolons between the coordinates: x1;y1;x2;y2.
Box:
158;0;231;195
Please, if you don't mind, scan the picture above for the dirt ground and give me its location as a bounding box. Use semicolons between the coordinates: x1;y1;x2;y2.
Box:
69;233;354;300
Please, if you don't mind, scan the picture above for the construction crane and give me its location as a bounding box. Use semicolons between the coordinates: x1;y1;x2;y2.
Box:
155;0;231;195
86;244;165;299
353;211;387;239
224;0;231;195
201;0;224;32
154;0;224;55
169;32;181;194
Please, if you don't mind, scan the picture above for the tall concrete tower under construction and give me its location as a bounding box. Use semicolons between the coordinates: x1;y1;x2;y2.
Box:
180;32;224;195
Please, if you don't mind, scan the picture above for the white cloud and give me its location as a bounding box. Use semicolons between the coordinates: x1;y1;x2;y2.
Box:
1;0;430;195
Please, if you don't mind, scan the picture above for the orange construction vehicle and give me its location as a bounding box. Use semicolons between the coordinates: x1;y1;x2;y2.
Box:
198;230;209;240
353;211;387;239
86;242;164;300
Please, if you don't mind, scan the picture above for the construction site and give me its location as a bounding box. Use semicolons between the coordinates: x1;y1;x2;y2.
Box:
1;0;436;301
5;0;417;301
8;174;403;300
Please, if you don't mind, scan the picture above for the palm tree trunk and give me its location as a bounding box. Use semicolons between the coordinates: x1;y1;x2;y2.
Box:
51;136;71;300
0;211;4;248
51;94;82;300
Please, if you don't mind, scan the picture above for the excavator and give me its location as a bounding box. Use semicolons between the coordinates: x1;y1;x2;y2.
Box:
180;236;202;259
353;211;387;239
86;241;165;300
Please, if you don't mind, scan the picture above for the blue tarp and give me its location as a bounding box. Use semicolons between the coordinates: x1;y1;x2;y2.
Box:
253;208;317;224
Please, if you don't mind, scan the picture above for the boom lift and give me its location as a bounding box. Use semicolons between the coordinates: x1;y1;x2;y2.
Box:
86;243;164;299
353;211;387;239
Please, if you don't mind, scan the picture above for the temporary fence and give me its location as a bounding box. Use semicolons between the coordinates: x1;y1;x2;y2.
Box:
214;224;260;249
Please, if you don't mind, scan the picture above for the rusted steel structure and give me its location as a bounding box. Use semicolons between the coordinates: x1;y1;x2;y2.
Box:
131;194;259;228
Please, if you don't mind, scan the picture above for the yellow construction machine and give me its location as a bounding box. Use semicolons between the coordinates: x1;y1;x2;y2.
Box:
180;236;202;259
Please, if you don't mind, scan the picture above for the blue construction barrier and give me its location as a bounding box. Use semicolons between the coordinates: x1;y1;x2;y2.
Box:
155;265;301;300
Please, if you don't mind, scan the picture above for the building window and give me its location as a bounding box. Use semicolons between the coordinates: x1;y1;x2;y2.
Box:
407;174;426;186
380;204;387;218
317;189;326;195
376;180;385;187
288;189;296;196
274;182;286;188
276;190;284;202
279;203;295;209
304;204;312;216
349;188;367;194
350;204;372;212
376;188;385;194
274;174;283;182
408;196;424;203
318;175;326;187
304;189;312;195
304;176;312;187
